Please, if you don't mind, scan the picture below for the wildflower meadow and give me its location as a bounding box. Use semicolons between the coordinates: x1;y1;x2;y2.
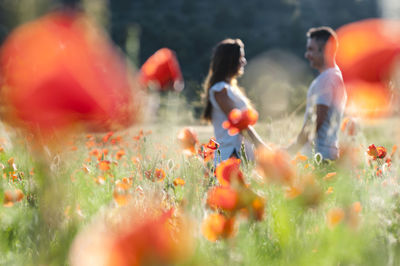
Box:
1;110;400;265
1;2;400;266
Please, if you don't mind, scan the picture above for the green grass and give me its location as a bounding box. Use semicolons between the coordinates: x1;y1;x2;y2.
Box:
0;115;400;265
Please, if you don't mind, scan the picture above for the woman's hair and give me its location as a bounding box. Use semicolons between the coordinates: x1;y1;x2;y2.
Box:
202;38;244;121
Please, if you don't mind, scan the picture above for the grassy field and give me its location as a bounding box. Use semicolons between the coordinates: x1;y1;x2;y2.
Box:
1;114;400;266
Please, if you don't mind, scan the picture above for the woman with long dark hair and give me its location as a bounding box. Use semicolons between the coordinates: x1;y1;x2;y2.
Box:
203;38;267;163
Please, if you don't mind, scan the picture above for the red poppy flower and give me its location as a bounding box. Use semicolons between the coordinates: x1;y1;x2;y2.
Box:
291;153;308;164
133;130;144;141
70;205;194;266
113;188;131;207
103;132;114;143
112;179;132;206
327;207;345;229
0;11;141;133
198;144;214;162
206;186;239;211
154;169;166;181
334;19;400;117
115;150;125;160
140;48;184;92
215;158;244;187
367;144;386;159
177;127;198;156
95;176;106;185
390;145;397;157
341;117;357;136
110;135;122;145
323;172;337;181
377;146;387;159
222;108;258;136
206;137;220;150
250;197;265;221
145;168;166;182
173;178;185;186
285;186;302;199
3;189;24;207
89;149;100;157
201;213;236;242
108;209;193;266
335;19;400;84
255;147;295;185
98;160;111;171
344;81;392;118
286;174;322;207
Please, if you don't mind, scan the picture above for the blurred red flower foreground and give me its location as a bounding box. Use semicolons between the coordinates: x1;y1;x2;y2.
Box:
140;48;184;92
335;19;400;118
69;206;194;266
0;10;142;133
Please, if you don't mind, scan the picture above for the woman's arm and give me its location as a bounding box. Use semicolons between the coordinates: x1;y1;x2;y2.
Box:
243;126;270;149
214;88;236;115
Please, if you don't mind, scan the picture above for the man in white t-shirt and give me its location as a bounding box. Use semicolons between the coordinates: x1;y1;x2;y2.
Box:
288;26;347;160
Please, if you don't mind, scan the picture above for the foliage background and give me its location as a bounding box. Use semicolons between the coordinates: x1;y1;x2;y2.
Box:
0;0;381;118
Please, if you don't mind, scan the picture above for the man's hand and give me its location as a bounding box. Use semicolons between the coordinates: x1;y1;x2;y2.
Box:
288;104;329;153
286;124;309;154
285;143;297;154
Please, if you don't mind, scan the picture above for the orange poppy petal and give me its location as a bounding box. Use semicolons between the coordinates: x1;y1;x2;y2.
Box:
327;208;345;229
207;186;239;211
222;121;231;129
228;109;242;124
228;128;240;136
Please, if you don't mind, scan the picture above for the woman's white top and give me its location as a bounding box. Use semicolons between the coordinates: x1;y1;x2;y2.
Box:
209;81;254;164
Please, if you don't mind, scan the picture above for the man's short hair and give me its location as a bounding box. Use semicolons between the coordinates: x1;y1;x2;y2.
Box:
307;26;338;53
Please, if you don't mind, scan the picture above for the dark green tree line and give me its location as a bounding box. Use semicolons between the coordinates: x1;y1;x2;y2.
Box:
0;0;380;107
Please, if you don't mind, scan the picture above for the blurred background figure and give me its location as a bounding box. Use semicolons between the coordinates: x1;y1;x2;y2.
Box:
287;27;347;160
202;38;267;164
